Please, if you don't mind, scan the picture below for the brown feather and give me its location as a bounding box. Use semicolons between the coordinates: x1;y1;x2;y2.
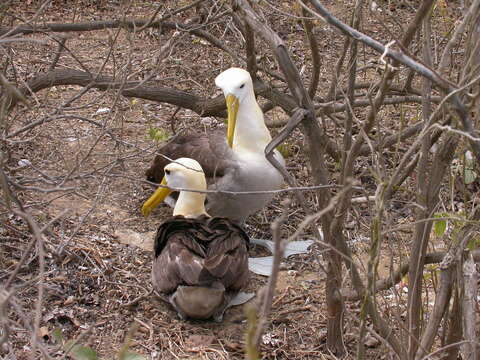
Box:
151;215;250;302
145;129;234;184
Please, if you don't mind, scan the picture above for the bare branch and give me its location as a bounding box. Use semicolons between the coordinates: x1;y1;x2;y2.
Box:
252;199;290;349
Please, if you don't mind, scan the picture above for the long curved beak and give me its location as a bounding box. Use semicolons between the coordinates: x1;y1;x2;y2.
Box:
226;94;239;148
141;177;171;217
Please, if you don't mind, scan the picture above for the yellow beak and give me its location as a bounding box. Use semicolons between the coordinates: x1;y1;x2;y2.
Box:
141;177;172;217
226;94;239;148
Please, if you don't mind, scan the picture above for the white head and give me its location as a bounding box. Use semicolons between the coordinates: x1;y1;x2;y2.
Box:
141;158;208;218
215;68;271;153
163;158;206;191
215;68;254;104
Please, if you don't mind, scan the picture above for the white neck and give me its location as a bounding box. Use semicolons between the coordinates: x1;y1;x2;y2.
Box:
232;93;271;154
173;191;208;218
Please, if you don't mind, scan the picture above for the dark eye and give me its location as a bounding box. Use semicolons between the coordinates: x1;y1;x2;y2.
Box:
239;84;245;89
165;169;171;175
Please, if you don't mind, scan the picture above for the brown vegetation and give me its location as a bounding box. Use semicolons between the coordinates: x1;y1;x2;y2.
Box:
0;0;479;359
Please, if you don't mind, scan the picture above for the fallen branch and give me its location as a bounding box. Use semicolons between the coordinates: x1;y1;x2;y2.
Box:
342;250;480;301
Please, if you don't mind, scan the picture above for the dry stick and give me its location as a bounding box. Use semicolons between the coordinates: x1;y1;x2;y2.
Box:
0;289;13;348
339;67;401;356
7;68;428;151
4;237;37;289
9;297;54;360
408;12;434;358
252;199;290;350
325;31;350;102
300;6;320;99
415;211;480;359
238;2;342;171
248;186;355;356
346;2;366;355
445;287;463;360
56;162;115;255
341;250;480;301
11;209;47;360
234;2;348;355
0;68;259;118
322;0;433;220
421;341;471;360
460;26;480;86
308;0;434;356
307;0;480;163
284;183;353;246
461;254;478;360
246;1;397;356
234;0;335;219
385;80;474;202
235;2;331;188
344;0;362;166
320;94;442;114
359;184;386;360
8;114;120;140
407;134;459;355
264;108;323;242
416;266;454;358
404;68;416;92
0;0;51;39
47;35;67;72
159;0;207;23
358;111;447;157
244;21;257;78
0;167;46;292
438;0;480;75
0;164;49;357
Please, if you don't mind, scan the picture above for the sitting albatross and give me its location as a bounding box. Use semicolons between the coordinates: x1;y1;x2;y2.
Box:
142;67;285;224
150;157;250;321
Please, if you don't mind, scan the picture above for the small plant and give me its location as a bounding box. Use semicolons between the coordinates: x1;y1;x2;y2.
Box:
276;143;294;158
52;325;146;360
147;127;169;143
433;212;449;237
463;151;477;185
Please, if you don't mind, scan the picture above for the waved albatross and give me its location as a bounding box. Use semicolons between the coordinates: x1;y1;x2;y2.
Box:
142;67;285;224
149;158;250;321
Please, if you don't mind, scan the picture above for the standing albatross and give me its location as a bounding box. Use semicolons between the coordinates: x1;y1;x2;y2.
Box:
142;67;284;224
150;157;250;321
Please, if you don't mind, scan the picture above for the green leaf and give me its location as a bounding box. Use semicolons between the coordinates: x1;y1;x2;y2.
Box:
467;236;480;251
433;213;448;237
464;169;477;185
121;351;147;360
276;143;292;158
70;345;99;360
147;127;169;142
463;151;477;184
52;328;63;344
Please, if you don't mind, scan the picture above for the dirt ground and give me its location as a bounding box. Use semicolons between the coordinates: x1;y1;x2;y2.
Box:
0;0;465;359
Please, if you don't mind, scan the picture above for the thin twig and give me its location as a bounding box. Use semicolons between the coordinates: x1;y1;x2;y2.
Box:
252;199;290;349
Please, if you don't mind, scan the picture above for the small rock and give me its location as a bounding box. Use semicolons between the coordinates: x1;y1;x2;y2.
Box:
370;1;382;12
18;159;31;168
95;107;111;115
364;334;380;348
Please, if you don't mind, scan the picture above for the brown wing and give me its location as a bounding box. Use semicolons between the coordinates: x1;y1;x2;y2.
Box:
203;217;250;291
145;129;234;184
151;216;250;295
152;216;208;294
